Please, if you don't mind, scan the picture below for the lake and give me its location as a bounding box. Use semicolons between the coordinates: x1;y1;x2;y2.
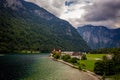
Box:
0;54;98;80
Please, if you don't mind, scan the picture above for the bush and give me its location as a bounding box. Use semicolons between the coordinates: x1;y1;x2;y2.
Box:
52;51;61;59
81;54;87;60
94;60;115;75
53;53;61;59
61;54;71;62
70;57;79;64
94;61;104;75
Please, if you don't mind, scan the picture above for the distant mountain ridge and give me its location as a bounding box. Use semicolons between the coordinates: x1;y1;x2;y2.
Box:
77;25;120;49
0;0;90;52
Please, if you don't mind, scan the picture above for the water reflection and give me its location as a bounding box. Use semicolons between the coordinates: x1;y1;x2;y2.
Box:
0;54;38;80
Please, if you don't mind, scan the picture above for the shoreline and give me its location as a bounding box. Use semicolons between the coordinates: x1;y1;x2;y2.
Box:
50;56;102;80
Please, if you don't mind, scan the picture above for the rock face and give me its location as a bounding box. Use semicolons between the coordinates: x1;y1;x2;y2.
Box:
0;0;90;52
77;25;120;49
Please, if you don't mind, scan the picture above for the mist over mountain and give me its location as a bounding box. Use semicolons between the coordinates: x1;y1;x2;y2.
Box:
77;25;120;49
0;0;90;53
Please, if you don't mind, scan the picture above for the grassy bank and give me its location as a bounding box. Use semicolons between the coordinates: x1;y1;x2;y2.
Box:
80;54;106;71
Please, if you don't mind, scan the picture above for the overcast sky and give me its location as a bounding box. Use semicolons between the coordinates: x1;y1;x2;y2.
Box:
26;0;120;28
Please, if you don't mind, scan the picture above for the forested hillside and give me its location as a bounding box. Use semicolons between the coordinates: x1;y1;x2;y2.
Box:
0;0;90;53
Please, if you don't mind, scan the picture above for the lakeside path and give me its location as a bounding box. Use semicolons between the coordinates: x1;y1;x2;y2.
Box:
50;57;102;80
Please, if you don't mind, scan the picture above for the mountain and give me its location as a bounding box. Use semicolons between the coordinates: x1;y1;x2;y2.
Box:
77;25;120;49
0;0;90;53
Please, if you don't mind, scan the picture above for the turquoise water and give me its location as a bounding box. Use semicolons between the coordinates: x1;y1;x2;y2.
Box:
0;54;96;80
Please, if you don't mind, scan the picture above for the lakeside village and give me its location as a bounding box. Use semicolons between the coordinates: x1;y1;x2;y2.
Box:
51;49;87;60
50;49;88;70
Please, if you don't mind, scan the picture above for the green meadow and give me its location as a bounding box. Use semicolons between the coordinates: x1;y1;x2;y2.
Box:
80;54;106;71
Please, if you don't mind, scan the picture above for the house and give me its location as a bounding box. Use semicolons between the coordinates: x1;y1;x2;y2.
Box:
62;51;73;56
71;52;83;59
62;51;86;59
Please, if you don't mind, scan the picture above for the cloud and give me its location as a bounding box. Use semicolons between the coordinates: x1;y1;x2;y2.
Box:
82;0;120;28
84;0;120;21
59;0;93;27
64;0;120;28
65;1;76;6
